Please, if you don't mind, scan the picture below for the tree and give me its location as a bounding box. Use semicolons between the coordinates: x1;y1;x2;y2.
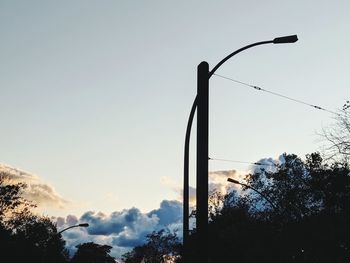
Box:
12;214;69;263
71;242;115;263
0;171;35;226
122;229;181;263
0;171;69;263
187;153;350;263
244;153;321;221
322;102;350;161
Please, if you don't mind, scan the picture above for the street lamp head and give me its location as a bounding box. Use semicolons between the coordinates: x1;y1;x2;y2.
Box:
273;35;298;44
227;178;240;184
78;223;89;227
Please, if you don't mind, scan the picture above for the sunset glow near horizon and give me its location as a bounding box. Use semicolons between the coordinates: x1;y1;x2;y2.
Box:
1;0;349;258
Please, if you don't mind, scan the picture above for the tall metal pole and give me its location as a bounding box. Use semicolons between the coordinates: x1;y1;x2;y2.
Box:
183;35;297;263
196;61;209;263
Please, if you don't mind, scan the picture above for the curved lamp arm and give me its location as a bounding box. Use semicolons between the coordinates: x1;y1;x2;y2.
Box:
42;223;89;263
227;178;278;210
227;178;304;220
209;35;298;78
58;223;89;234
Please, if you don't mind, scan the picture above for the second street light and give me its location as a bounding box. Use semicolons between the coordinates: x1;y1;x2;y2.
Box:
58;223;89;234
183;35;298;263
42;223;89;263
227;178;277;211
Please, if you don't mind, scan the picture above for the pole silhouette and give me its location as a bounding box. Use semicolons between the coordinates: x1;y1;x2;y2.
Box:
183;35;298;263
196;61;210;263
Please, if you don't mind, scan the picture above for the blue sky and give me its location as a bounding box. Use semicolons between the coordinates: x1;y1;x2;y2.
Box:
1;0;350;258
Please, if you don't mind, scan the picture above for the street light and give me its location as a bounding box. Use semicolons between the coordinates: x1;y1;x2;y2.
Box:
42;223;89;263
58;223;89;234
227;178;277;210
227;177;303;221
183;35;298;263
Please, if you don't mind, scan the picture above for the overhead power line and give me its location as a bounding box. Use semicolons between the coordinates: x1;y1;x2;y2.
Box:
209;157;277;166
213;73;339;116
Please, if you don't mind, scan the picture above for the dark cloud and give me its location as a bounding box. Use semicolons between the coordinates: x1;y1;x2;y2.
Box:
112;231;147;248
54;199;183;260
147;200;182;226
80;208;159;236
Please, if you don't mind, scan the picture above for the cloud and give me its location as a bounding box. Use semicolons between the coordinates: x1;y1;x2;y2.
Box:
0;164;183;260
1;160;279;260
54;199;183;260
252;157;279;174
80;208;160;237
56;168;244;260
209;169;243;194
162;169;244;208
147;200;182;226
66;214;79;226
0;164;69;210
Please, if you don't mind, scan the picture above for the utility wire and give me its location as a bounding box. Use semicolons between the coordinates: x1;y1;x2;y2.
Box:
213;73;339;116
209;157;277;166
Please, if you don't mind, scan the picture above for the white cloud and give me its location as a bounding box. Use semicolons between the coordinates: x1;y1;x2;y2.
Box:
162;169;244;207
209;169;243;194
0;163;69;210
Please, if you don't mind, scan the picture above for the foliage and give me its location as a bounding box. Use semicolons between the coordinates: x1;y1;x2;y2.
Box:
122;229;182;263
2;148;350;262
190;152;350;263
71;242;115;263
14;214;69;263
322;106;350;161
0;171;69;263
208;190;225;221
0;172;35;225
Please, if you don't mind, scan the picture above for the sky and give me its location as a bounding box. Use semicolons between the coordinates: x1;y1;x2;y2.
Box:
1;0;350;259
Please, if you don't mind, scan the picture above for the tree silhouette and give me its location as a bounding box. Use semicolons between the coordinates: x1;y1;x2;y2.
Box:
70;242;115;263
0;171;68;263
190;152;350;263
121;152;350;262
122;229;181;263
0;172;35;226
322;106;350;161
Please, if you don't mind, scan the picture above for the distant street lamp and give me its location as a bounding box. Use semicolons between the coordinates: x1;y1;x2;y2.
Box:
42;223;89;263
58;223;89;234
227;178;277;210
183;35;298;263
